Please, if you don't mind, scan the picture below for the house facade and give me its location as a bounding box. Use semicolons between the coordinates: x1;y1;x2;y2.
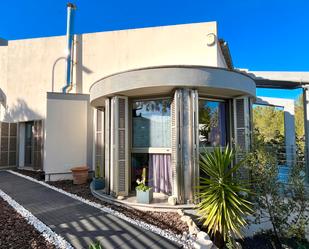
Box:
0;21;307;204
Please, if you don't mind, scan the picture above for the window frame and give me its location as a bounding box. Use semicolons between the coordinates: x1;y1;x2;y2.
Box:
198;97;229;149
131;97;172;154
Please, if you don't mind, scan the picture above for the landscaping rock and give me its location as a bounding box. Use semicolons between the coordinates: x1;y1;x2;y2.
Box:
193;238;213;249
180;215;192;223
235;242;242;249
177;209;185;216
168;196;177;205
197;231;210;241
187;219;200;235
117;195;125;200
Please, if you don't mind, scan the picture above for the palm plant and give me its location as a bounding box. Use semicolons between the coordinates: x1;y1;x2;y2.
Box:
197;146;252;247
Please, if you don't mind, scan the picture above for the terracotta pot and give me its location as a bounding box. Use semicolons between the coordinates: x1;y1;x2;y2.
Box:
71;166;88;184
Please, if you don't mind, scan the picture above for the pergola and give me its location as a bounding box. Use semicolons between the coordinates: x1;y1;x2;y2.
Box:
246;70;309;182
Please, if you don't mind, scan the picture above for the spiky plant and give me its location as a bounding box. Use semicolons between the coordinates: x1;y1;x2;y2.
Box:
197;146;252;246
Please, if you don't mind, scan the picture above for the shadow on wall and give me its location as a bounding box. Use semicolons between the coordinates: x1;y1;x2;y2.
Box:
51;35;93;93
52;57;66;92
3;98;43;122
0;88;7;107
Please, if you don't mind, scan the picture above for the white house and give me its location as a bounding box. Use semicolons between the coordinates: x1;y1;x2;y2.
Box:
0;12;308;205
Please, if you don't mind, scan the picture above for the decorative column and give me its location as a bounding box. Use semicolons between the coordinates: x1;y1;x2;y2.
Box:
303;87;309;182
171;89;199;204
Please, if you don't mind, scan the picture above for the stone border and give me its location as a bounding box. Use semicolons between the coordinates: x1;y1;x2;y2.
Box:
0;188;73;249
177;210;215;249
8;170;195;248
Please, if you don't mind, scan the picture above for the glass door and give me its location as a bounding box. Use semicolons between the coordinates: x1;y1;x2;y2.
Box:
24;122;34;167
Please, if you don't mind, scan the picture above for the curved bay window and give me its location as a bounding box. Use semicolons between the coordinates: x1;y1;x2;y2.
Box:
131;99;172;195
199;98;228;148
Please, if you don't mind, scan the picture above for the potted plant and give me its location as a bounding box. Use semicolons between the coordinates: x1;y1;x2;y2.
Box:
136;168;153;204
71;166;89;185
91;163;105;190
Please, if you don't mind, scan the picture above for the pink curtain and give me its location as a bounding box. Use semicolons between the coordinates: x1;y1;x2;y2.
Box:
148;154;172;194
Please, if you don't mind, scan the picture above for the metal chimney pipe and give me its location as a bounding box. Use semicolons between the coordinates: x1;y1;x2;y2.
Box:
62;3;76;93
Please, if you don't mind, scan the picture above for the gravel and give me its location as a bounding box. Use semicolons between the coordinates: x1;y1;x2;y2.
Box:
0;196;56;249
48;180;188;235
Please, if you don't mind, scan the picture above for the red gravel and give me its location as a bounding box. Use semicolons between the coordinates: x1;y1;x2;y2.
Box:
48;180;188;235
0;197;56;249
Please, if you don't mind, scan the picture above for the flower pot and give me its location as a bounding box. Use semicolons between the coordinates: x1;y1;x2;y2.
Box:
91;177;105;190
136;188;153;204
71;166;88;185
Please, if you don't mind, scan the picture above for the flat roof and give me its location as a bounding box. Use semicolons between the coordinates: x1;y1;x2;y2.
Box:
243;71;309;89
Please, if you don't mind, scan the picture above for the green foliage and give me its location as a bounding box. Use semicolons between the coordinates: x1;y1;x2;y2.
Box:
295;95;305;139
136;168;152;192
95;163;102;179
253;105;284;142
135;183;151;192
89;241;103;249
196;146;252;245
246;134;309;247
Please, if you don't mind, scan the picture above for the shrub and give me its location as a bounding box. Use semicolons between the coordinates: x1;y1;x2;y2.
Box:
247;133;309;248
196;146;252;248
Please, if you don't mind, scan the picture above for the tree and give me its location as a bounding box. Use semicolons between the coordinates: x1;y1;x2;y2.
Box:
253;105;284;142
246;133;309;248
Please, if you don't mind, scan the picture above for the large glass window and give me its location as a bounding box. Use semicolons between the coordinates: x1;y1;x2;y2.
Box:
131;99;172;194
132;99;171;148
199;99;227;147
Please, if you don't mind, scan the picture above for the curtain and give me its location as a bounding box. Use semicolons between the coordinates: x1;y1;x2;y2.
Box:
148;154;172;194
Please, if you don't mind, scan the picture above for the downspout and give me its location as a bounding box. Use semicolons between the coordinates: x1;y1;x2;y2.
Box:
62;3;76;94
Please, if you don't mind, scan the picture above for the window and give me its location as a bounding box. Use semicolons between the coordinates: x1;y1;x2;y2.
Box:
132;99;171;148
131;99;172;194
199;99;227;147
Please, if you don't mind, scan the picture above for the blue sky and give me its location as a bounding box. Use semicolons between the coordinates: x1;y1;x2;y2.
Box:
0;0;308;100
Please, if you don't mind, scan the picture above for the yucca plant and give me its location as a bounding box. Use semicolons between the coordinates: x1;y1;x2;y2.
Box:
197;146;252;247
89;241;103;249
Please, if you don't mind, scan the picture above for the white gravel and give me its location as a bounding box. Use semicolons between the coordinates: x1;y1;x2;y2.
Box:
0;188;73;249
8;170;195;248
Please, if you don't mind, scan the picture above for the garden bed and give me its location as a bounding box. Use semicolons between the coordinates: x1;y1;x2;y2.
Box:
13;169;45;181
47;180;188;235
0;196;56;249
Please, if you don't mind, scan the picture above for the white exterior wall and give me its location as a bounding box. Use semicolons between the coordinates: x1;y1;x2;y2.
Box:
44;94;92;180
1;37;67;122
0;21;227;174
0;21;225;122
81;22;222;92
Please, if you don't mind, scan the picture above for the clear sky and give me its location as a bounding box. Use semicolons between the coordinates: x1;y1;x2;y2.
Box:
0;0;308;100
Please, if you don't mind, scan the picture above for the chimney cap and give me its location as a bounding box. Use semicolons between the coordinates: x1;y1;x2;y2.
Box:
67;3;76;9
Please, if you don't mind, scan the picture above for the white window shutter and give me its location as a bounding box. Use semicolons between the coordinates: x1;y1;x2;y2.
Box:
234;97;250;152
233;97;250;179
191;89;199;201
104;99;111;194
111;96;129;196
171;90;181;201
0;122;18;167
95;107;104;178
